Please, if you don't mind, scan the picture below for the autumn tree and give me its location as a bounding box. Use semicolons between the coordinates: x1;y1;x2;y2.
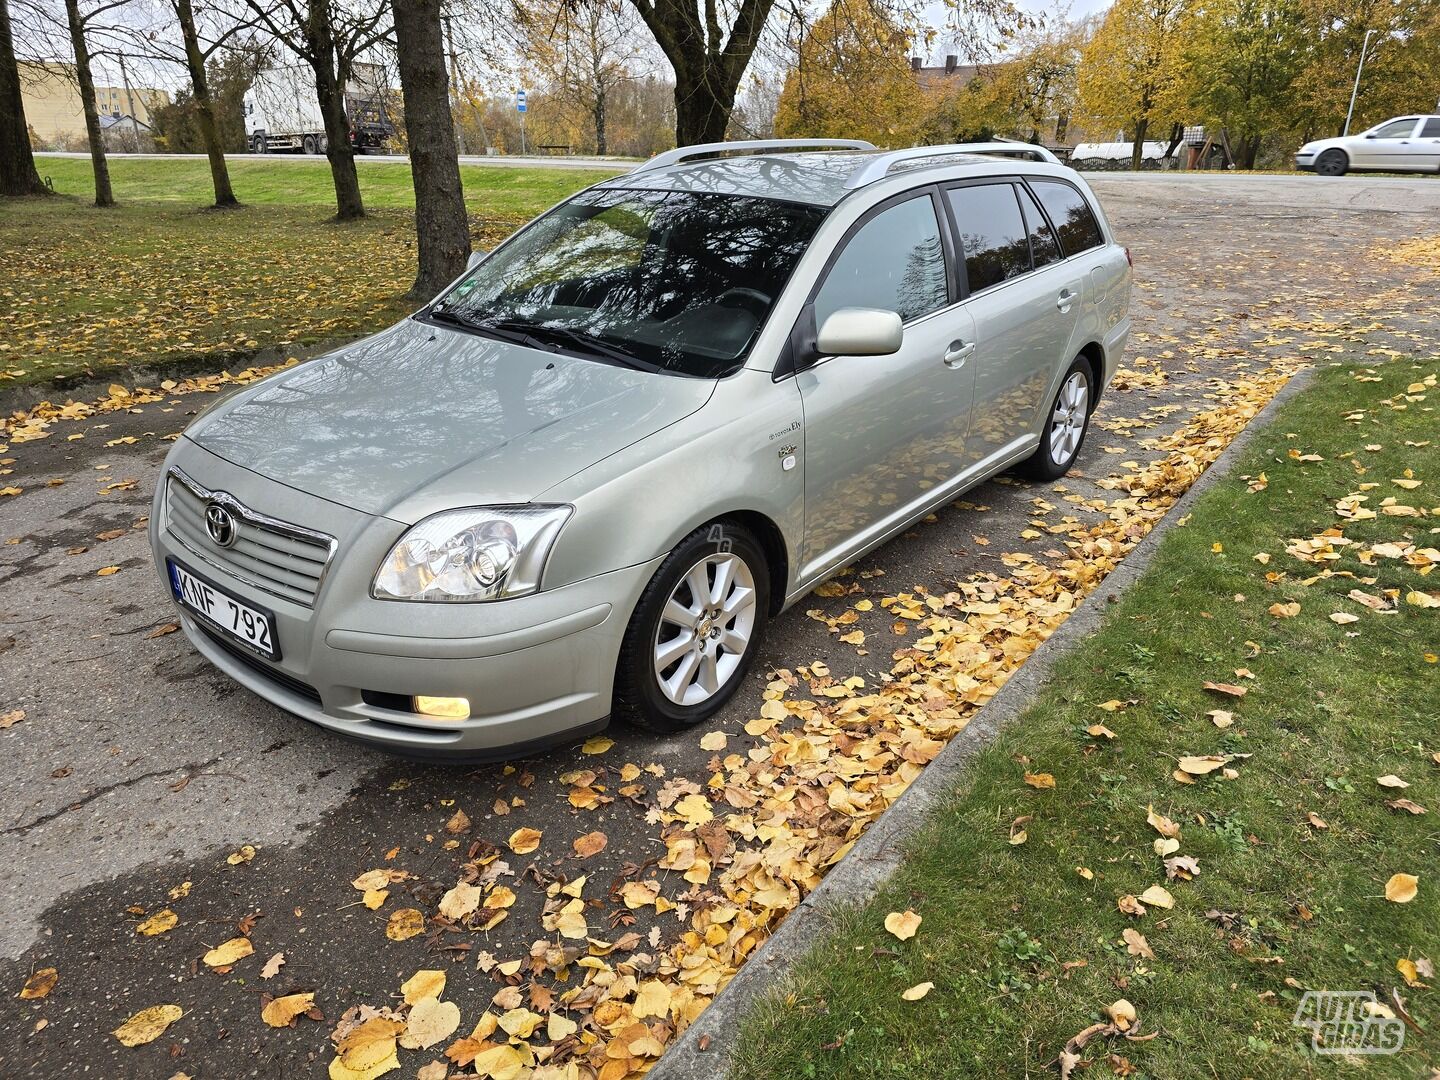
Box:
0;0;47;195
774;0;925;147
1077;0;1191;169
1289;0;1440;137
991;17;1088;143
1183;0;1303;167
393;0;468;298
519;0;650;156
245;0;391;219
14;0;132;203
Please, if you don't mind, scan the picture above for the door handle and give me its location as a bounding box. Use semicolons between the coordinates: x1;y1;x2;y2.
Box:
943;340;974;368
1056;289;1077;312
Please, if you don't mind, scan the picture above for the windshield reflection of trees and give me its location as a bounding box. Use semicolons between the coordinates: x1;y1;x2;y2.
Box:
446;190;826;377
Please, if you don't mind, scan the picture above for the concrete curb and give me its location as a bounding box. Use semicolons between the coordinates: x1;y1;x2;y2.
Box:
650;366;1318;1079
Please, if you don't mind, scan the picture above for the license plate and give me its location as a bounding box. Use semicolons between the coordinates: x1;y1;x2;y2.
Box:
168;558;280;660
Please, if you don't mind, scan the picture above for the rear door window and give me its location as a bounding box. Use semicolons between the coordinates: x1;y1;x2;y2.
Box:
1017;185;1062;268
1421;118;1440;138
815;194;950;324
946;183;1031;294
1029;180;1104;256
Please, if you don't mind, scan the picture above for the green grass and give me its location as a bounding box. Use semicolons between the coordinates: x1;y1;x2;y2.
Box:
32;154;619;214
1;158;617;389
732;359;1440;1079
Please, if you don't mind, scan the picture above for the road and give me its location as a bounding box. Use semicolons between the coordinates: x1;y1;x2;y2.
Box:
2;174;1438;1077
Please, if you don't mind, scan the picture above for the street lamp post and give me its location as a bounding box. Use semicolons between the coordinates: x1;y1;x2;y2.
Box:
1343;28;1378;136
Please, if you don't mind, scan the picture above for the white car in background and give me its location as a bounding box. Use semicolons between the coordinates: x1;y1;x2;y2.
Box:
1296;115;1440;176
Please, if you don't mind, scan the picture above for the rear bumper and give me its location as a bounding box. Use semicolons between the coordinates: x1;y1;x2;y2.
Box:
151;441;658;759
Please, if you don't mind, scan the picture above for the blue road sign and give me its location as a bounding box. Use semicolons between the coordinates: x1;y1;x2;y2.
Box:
516;90;527;113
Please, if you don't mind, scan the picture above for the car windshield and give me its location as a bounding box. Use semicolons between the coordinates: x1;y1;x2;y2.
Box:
431;188;827;378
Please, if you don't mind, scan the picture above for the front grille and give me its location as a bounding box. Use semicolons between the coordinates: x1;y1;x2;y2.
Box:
165;469;334;607
197;623;323;706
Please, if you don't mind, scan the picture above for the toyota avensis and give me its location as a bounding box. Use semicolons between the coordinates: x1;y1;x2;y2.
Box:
150;138;1132;757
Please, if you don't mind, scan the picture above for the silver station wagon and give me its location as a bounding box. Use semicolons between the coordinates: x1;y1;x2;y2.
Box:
150;139;1132;757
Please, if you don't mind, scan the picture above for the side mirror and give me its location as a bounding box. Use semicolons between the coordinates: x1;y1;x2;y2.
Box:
815;307;903;357
1365;133;1377;139
466;249;486;270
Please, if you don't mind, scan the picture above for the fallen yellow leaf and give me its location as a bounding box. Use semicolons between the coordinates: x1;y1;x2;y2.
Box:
1385;873;1419;904
901;981;934;1001
113;1004;182;1046
883;909;922;941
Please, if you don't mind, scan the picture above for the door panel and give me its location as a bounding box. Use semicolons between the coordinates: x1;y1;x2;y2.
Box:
945;181;1080;472
796;307;976;575
1356;118;1421;168
796;193;977;576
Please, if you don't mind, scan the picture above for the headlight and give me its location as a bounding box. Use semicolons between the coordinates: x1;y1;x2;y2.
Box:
372;505;572;602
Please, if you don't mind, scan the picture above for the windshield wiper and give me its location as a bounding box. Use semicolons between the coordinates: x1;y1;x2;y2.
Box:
426;309;552;353
487;320;662;374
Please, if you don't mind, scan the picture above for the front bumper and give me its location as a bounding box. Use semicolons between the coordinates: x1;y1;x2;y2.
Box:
151;441;658;758
1294;152;1316;172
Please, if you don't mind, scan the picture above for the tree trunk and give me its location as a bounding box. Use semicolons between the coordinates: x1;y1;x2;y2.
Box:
1130;117;1149;171
176;0;237;208
631;0;776;146
63;0;113;206
1238;134;1261;170
305;5;364;220
393;0;469;298
593;86;607;156
673;68;735;145
0;0;46;196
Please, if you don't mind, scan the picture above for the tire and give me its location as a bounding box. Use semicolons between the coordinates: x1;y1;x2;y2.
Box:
250;134;267;155
1315;149;1348;177
302;135;318;155
614;523;770;733
1017;356;1094;481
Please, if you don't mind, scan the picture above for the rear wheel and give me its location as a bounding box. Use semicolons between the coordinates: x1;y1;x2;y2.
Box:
1315;149;1348;177
1017;357;1093;481
302;134;318;154
615;524;769;733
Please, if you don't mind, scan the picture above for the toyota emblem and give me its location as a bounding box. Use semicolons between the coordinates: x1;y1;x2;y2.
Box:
205;503;238;548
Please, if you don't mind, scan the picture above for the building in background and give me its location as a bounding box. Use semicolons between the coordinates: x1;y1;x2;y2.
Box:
19;61;172;148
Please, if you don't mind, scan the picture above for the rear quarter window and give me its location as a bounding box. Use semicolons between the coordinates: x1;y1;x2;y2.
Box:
1029;180;1105;256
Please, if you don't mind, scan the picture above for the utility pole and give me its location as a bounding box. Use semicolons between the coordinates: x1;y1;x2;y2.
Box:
1343;28;1377;137
118;51;139;152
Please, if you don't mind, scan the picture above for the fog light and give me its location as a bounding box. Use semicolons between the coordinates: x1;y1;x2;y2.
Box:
414;695;470;720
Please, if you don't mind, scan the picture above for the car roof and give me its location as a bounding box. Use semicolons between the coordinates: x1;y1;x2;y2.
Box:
594;150;1059;208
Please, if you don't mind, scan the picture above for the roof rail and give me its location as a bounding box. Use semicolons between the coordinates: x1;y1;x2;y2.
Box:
634;138;878;175
844;142;1063;189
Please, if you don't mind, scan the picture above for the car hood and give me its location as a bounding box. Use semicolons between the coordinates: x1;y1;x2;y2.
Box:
186;319;715;522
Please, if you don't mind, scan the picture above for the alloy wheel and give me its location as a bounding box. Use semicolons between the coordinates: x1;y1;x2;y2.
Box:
1049;370;1089;466
653;552;757;706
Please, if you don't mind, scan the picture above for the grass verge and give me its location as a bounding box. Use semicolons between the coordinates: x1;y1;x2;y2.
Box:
731;358;1439;1079
2;159;615;389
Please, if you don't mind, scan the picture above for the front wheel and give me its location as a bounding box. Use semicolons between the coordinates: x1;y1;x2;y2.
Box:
615;524;769;733
1017;358;1093;481
1315;149;1348;177
250;134;267;155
